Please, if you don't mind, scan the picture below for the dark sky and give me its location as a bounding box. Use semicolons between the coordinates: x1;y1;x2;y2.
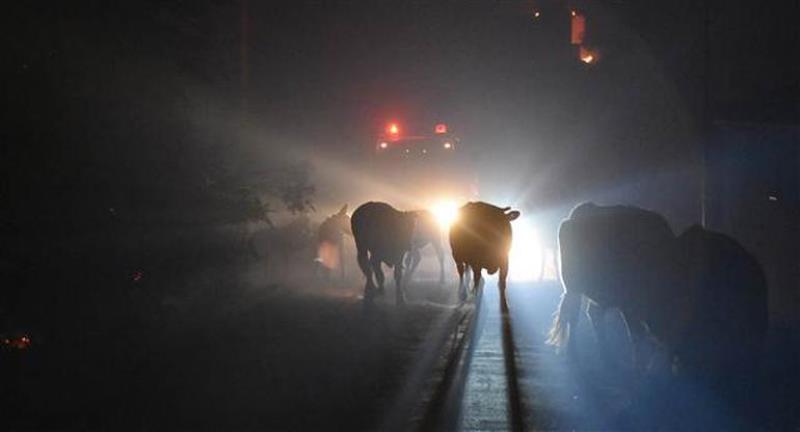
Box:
4;0;797;227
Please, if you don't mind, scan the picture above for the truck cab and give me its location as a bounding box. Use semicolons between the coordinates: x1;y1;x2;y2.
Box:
369;122;478;223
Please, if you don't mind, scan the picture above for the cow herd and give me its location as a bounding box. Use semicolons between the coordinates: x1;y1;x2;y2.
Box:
347;200;769;396
350;201;520;308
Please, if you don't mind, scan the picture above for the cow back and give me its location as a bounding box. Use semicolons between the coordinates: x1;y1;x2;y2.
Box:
559;203;676;308
351;202;415;266
449;202;513;271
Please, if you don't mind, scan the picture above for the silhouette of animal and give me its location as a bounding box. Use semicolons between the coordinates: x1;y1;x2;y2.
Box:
404;210;445;284
547;203;678;365
449;201;520;312
315;205;352;280
671;225;768;396
350;202;417;304
549;203;768;386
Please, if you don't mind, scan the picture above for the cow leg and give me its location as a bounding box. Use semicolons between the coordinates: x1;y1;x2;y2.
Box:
357;248;374;296
394;264;406;305
499;258;510;313
339;241;345;280
472;266;482;294
620;311;649;373
456;261;467;301
433;241;445;285
587;302;612;365
371;257;385;295
405;249;422;284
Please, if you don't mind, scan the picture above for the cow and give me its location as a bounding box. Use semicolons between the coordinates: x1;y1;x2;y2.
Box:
671;225;768;404
449;201;520;312
315;204;352;280
547;202;678;365
404;210;446;285
350;202;417;304
548;203;768;388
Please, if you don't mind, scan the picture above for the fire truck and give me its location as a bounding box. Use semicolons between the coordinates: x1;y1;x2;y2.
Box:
367;120;558;283
369;121;478;227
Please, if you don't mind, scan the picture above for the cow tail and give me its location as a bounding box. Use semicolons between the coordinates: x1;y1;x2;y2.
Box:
546;290;581;352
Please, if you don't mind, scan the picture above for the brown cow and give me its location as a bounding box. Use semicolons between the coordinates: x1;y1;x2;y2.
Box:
449;201;520;312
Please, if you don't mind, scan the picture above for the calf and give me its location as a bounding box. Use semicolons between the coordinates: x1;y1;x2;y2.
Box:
449;201;520;312
350;202;417;304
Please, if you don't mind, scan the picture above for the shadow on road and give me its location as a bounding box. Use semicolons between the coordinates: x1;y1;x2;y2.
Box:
509;281;800;431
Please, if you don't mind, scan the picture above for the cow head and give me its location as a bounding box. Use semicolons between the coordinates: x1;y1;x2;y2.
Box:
331;204;352;236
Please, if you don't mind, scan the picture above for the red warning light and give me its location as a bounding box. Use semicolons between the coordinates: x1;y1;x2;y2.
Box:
435;123;448;134
571;12;586;45
387;123;400;136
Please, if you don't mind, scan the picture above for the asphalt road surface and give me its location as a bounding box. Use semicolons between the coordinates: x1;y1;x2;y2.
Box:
457;279;800;431
3;264;797;431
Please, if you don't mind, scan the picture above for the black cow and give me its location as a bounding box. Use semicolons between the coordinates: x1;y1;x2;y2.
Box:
549;203;768;388
350;202;417;304
547;202;677;363
672;225;768;398
449;201;520;312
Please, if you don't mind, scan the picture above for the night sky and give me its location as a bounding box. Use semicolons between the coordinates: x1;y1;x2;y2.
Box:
1;3;798;430
3;0;798;226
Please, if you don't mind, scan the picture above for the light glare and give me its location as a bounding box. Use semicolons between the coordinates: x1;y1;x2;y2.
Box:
430;200;459;230
509;217;544;281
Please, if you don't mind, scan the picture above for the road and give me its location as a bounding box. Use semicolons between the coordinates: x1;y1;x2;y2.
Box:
455;279;798;431
3;262;796;431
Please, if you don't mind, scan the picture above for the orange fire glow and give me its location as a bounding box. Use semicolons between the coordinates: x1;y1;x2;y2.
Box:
579;46;597;64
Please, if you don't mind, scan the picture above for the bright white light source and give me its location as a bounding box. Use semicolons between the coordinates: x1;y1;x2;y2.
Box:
542;248;559;281
509;217;544;281
443;141;453;149
379;142;388;149
431;200;459;230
